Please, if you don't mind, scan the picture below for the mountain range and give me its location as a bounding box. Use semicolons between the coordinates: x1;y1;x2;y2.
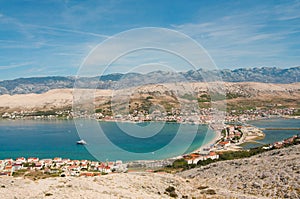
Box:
0;66;299;95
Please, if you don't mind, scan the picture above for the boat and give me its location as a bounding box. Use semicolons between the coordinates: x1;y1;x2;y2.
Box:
76;139;87;145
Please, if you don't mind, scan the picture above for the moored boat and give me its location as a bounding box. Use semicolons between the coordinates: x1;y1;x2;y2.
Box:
76;139;87;145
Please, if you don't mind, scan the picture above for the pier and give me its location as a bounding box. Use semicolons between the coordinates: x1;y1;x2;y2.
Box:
261;128;300;130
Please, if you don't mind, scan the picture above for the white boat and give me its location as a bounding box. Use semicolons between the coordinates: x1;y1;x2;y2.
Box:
76;139;87;145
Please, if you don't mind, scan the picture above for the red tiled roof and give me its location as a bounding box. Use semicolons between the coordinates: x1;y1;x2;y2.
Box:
219;141;229;145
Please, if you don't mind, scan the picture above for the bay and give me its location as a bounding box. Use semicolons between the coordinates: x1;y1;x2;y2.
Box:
0;120;215;162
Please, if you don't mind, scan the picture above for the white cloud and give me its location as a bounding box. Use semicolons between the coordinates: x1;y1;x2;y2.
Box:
172;6;300;69
0;62;33;70
273;1;300;21
28;24;110;38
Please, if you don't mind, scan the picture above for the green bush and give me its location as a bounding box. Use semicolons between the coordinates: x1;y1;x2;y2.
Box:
165;186;175;193
181;94;197;100
172;159;188;169
197;158;215;166
165;186;177;198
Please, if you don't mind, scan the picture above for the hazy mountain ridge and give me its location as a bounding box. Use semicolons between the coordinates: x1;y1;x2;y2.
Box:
0;66;299;95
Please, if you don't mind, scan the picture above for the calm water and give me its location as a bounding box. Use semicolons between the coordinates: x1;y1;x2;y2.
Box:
243;118;300;149
0;120;215;162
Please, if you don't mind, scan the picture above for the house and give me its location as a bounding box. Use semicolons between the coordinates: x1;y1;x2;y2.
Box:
219;141;230;147
55;160;64;167
262;145;273;150
81;163;88;170
184;150;220;165
90;161;99;167
62;159;70;164
0;160;4;168
274;141;283;149
53;157;62;162
4;165;12;172
184;157;194;165
49;169;59;174
80;160;89;166
65;160;74;166
40;159;53;167
208;151;219;160
16;157;26;164
115;160;122;165
67;165;80;172
34;163;43;170
73;160;80;165
4;159;13;165
27;157;39;163
12;163;23;171
70;170;80;176
184;154;204;164
104;166;111;173
98;164;111;173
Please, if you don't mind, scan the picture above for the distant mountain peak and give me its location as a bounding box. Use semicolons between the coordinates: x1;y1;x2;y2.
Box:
0;66;299;95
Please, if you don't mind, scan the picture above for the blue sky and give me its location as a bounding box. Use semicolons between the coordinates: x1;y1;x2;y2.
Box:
0;0;300;80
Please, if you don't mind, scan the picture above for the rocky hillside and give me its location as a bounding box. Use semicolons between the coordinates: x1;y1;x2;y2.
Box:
180;144;300;198
0;66;299;95
0;82;299;114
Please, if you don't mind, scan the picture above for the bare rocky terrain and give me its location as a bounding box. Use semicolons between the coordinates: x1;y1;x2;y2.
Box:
0;82;299;114
0;145;299;199
180;144;300;198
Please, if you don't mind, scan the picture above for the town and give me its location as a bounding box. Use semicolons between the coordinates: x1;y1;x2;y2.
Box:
0;157;128;177
1;107;299;124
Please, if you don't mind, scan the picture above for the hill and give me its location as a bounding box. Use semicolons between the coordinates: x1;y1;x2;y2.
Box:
0;82;299;114
180;144;300;198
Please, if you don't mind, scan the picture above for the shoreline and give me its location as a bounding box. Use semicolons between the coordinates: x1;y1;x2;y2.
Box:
0;117;299;165
191;126;222;154
236;117;300;148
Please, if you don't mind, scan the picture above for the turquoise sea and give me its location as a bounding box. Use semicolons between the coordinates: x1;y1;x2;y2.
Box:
0;120;215;162
243;118;300;149
1;118;297;161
